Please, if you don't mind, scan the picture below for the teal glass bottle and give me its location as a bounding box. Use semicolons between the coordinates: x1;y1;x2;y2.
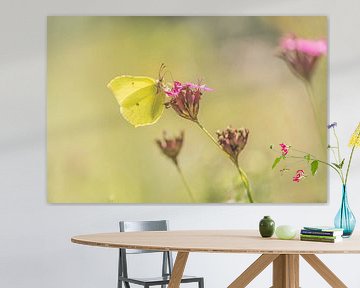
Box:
334;185;356;237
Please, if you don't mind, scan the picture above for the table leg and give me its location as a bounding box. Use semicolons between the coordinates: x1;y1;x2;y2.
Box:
228;254;279;288
272;254;299;288
301;254;347;288
228;253;348;288
168;252;189;288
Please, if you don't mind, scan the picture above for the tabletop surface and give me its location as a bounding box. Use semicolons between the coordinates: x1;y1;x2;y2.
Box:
71;230;360;254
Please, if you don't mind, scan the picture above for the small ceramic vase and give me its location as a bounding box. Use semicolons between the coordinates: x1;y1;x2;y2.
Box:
259;216;275;238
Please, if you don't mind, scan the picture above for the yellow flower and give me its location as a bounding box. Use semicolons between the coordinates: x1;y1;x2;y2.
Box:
349;122;360;148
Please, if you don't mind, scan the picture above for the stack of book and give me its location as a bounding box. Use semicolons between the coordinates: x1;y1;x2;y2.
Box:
300;226;344;243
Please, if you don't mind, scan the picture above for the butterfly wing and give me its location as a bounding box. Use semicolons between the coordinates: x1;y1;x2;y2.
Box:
108;76;165;127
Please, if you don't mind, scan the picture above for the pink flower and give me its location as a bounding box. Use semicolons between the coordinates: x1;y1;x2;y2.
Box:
165;81;213;97
280;37;327;57
279;34;327;81
165;81;183;97
185;82;213;92
165;81;212;122
279;143;290;156
293;169;306;183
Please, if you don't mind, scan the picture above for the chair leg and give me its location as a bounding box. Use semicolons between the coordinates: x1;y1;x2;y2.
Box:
198;278;204;288
118;250;122;288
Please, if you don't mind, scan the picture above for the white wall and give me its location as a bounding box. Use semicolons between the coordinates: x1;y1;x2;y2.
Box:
1;0;360;287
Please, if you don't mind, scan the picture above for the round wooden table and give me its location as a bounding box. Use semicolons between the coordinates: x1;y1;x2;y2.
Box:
72;230;360;288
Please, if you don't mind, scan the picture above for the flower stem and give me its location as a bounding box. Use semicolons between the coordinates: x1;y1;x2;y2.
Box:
330;147;339;164
288;155;344;183
304;81;325;146
305;81;318;121
345;129;360;185
235;162;254;203
174;161;195;202
332;127;345;181
195;120;254;203
195;120;223;150
291;148;316;158
195;120;233;161
344;146;355;186
333;127;343;163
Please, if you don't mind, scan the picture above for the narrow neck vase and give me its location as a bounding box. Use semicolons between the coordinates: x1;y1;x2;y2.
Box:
334;185;356;237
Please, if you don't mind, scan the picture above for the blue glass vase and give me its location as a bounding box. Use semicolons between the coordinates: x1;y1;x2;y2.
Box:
334;185;356;237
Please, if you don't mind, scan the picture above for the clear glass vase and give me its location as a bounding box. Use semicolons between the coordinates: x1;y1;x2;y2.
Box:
334;185;356;237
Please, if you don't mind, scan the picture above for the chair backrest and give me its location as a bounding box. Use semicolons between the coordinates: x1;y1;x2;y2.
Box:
118;220;174;282
119;220;169;254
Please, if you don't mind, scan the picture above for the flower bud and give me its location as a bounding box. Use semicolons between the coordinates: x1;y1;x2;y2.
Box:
156;131;184;164
216;127;249;164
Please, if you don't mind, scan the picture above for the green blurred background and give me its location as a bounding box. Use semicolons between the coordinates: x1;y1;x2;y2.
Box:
47;16;327;203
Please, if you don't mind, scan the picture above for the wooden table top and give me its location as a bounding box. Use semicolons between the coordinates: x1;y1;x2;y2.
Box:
71;230;360;254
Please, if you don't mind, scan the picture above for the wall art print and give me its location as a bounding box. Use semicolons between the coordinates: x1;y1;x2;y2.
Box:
47;16;328;203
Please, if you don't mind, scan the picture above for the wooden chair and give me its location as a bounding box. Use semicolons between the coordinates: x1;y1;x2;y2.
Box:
118;220;204;288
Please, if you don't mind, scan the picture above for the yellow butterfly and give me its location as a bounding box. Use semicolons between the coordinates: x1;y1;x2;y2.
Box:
107;65;166;127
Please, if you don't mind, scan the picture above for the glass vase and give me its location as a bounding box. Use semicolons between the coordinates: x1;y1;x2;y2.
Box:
334;185;356;237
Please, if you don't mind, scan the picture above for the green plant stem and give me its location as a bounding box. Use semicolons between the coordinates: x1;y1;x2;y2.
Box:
333;127;343;164
195;120;254;203
330;148;338;163
332;127;346;182
304;81;325;146
174;162;195;202
345;145;356;186
288;155;344;183
291;148;316;158
195;120;224;152
329;146;345;180
345;129;360;185
235;162;254;203
305;81;318;121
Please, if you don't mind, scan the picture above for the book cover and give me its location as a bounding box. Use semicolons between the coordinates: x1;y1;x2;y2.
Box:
300;234;341;240
300;236;342;243
301;229;343;237
303;226;344;232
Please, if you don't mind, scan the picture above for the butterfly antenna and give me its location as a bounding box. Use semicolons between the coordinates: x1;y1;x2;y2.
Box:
161;70;174;83
159;63;166;81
